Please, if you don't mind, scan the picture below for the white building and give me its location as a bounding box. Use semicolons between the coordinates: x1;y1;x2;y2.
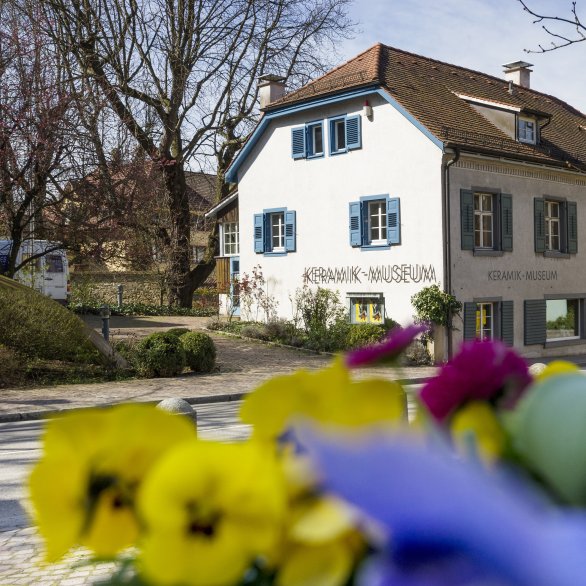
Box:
216;44;586;359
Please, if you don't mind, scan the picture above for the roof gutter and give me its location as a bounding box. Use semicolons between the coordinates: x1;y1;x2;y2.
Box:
442;146;459;359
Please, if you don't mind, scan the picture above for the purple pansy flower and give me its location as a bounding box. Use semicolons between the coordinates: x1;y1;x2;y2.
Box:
346;324;428;368
302;429;586;586
419;339;531;422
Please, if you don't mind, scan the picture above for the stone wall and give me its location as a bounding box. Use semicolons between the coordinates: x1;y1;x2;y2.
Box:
71;272;167;306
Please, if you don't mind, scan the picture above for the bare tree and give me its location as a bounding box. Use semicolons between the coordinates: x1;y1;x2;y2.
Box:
43;0;354;306
0;1;78;276
519;1;586;52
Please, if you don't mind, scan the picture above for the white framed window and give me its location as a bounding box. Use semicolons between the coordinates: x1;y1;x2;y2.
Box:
545;200;560;251
348;293;385;324
253;208;296;254
546;298;580;341
307;122;323;158
221;222;239;256
476;302;494;340
331;118;346;153
474;193;494;249
368;200;387;245
518;117;536;144
349;196;400;248
270;212;285;251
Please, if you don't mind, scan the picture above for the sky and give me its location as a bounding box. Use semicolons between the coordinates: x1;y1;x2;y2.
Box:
339;0;586;112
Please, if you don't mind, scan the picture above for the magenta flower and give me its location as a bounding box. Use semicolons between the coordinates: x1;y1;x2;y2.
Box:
345;324;428;368
420;339;531;422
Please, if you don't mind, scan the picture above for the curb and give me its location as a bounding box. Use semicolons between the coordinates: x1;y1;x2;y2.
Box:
0;377;433;424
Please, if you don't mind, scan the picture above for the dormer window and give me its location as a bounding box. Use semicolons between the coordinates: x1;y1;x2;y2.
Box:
518;117;537;144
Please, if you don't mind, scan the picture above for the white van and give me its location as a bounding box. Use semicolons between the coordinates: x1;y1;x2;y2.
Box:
0;240;70;304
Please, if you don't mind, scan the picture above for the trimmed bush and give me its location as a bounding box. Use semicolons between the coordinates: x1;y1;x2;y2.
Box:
0;344;26;387
346;323;386;350
180;332;216;373
134;332;186;377
166;327;191;338
0;279;101;363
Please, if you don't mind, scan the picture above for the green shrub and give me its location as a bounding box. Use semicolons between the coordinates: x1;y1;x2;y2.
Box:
384;318;400;332
0;281;101;363
166;327;191;338
346;323;386;350
180;332;216;373
0;344;26;387
241;324;271;341
134;332;186;377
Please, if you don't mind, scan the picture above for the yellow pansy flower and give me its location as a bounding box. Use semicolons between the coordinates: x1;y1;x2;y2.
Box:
137;440;286;586
28;404;196;562
271;449;366;586
240;357;406;441
450;401;507;463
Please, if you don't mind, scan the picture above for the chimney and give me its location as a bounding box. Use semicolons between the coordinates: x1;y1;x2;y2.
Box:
502;61;533;89
258;74;286;109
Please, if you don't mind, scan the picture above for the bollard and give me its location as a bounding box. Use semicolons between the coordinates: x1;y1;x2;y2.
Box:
100;304;111;342
117;284;124;308
156;398;198;432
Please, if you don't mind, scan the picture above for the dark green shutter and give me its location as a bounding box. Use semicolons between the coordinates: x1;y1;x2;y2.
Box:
567;201;578;254
463;302;477;340
534;198;545;253
501;301;514;346
500;194;513;252
524;299;546;345
460;190;474;250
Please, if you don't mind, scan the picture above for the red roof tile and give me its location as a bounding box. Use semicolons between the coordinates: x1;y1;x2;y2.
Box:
268;44;586;170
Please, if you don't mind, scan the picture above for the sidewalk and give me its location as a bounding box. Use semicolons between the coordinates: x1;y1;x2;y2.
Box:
0;316;438;423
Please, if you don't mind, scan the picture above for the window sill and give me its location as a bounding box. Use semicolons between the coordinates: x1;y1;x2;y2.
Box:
306;153;324;160
361;244;391;251
330;149;348;156
473;249;504;257
545;338;586;349
263;251;288;257
543;251;571;259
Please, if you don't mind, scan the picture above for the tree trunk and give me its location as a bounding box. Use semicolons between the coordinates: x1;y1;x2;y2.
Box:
162;162;192;307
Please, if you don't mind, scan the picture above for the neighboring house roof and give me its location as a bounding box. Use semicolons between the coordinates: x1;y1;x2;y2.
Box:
227;44;586;181
185;171;217;213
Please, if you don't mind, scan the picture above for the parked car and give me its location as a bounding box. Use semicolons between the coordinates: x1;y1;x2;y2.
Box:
0;240;70;304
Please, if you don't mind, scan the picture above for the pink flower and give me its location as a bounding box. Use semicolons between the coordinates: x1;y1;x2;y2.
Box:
420;340;531;422
345;324;428;368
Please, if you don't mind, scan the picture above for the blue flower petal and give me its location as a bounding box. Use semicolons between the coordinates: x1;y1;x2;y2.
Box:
302;429;586;586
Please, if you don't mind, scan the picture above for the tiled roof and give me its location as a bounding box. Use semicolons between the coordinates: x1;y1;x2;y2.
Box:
268;44;586;170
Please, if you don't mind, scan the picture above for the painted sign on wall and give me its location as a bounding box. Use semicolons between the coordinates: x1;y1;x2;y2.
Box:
487;270;558;281
303;264;437;285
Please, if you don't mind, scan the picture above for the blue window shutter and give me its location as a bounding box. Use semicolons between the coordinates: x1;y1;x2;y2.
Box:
387;197;400;245
254;213;264;253
346;115;361;150
285;210;296;252
349;201;362;247
567;201;578;254
291;127;306;159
